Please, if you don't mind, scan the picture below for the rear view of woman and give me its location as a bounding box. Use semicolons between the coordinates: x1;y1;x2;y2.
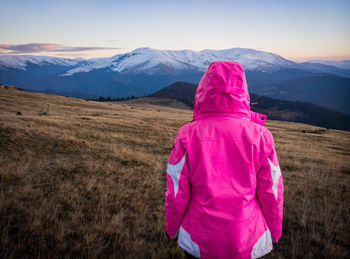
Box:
165;61;284;259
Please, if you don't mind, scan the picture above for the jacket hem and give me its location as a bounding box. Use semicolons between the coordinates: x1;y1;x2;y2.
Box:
179;243;200;258
251;246;273;259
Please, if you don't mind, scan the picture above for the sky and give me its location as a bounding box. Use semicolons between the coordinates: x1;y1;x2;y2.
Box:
0;0;349;61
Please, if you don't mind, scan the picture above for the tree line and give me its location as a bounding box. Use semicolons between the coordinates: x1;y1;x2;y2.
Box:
89;94;150;102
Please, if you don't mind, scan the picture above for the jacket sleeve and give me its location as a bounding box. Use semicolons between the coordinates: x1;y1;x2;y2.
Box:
165;132;191;239
256;132;284;243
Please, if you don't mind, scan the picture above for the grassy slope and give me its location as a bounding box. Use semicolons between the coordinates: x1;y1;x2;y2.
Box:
0;87;349;258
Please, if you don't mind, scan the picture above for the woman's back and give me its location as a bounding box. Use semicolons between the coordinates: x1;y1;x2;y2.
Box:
165;61;283;259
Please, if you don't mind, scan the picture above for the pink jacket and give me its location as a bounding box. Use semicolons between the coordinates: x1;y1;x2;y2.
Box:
165;61;284;259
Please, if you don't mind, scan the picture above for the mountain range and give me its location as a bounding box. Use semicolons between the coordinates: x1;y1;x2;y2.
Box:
0;47;349;113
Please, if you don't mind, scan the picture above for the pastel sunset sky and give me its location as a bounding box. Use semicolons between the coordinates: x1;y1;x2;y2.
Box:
0;0;349;61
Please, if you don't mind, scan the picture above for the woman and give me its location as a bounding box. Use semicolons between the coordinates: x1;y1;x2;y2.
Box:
165;61;284;259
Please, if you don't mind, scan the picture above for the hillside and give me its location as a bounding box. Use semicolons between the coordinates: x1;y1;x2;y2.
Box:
0;87;349;258
152;81;350;131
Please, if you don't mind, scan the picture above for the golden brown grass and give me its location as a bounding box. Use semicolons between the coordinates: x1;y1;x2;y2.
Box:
1;86;349;258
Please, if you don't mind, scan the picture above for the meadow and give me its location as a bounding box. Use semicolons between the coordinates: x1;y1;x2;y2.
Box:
1;86;349;258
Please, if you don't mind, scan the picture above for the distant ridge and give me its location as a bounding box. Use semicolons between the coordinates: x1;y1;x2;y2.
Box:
152;81;197;105
0;83;24;91
152;82;350;131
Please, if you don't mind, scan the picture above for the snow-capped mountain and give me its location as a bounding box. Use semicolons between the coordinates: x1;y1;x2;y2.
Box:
0;47;349;114
101;47;298;74
0;55;81;70
0;47;299;75
1;47;348;76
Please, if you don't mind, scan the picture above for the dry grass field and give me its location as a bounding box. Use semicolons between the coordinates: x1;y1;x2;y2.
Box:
1;86;349;258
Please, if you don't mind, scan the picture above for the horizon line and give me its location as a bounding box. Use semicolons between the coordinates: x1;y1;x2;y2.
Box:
0;46;349;62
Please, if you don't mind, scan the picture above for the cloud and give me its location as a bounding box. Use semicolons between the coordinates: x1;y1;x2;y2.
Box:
0;43;122;54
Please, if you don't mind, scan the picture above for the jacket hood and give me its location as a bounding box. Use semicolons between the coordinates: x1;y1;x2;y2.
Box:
193;61;266;125
194;61;250;120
